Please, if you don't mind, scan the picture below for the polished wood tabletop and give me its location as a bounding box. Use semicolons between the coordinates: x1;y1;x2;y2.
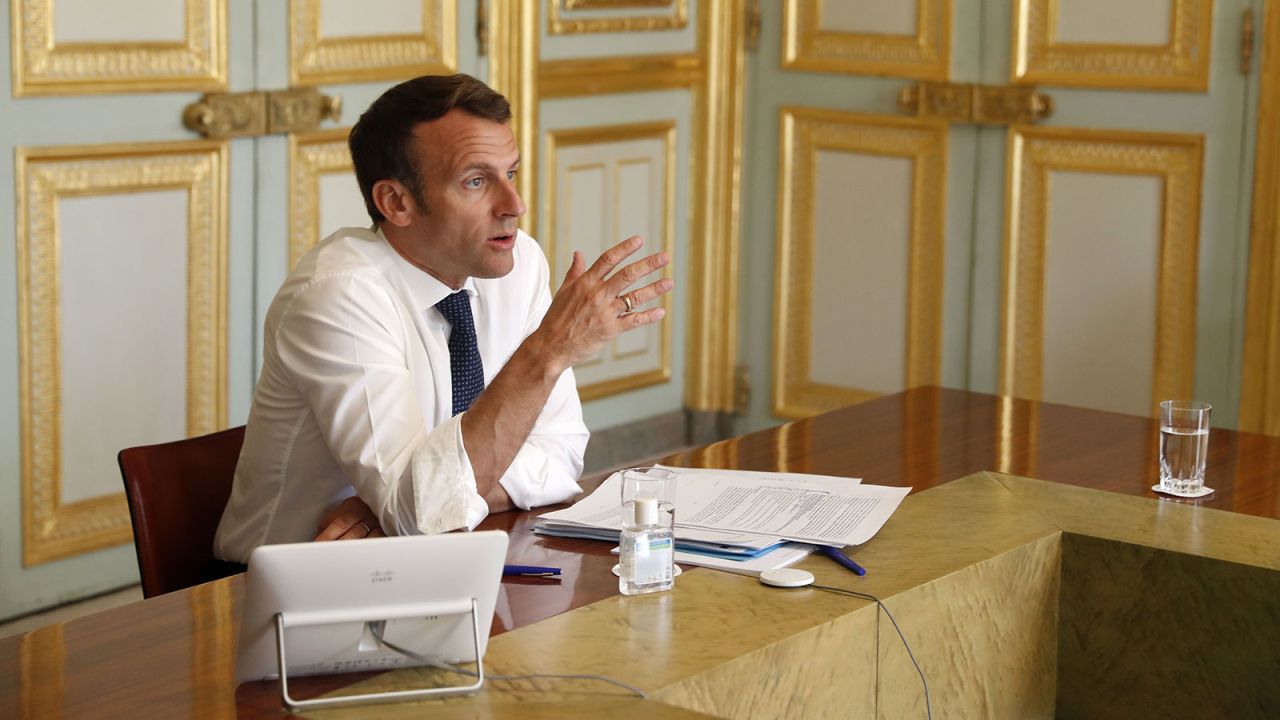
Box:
3;387;1278;718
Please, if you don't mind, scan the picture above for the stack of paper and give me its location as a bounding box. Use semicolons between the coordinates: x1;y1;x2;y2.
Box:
534;466;910;575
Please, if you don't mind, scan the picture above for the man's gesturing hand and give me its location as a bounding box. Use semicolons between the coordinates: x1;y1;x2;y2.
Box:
537;235;672;371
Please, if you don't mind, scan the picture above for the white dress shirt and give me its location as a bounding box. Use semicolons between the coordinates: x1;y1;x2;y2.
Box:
214;227;588;563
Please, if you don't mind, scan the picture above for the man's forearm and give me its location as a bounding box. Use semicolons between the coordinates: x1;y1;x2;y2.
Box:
459;236;670;506
459;331;565;503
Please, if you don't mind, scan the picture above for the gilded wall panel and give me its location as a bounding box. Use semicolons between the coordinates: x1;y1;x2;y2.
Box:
544;122;676;399
774;108;948;419
548;0;687;35
289;0;456;85
16;141;228;565
782;0;950;80
1012;0;1212;90
11;0;227;95
1000;127;1203;415
288;128;358;268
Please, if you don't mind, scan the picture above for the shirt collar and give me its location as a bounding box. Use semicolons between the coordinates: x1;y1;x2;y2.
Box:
373;225;477;312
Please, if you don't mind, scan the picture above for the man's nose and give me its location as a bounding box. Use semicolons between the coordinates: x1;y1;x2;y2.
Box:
496;179;526;218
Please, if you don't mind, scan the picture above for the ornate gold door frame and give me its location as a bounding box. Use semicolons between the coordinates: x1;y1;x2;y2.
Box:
1240;1;1280;435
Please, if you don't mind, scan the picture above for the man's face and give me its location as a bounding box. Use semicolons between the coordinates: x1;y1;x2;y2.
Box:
399;110;525;288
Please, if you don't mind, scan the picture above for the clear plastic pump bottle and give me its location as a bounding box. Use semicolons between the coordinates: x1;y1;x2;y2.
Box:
618;468;677;595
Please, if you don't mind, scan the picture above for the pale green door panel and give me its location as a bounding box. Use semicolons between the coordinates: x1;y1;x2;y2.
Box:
0;2;258;620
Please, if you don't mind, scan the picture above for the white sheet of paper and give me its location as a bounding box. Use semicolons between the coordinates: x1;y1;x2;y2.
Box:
537;473;784;549
677;479;908;546
538;467;903;547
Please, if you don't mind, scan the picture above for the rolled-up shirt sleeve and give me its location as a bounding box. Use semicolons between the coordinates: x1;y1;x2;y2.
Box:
495;367;588;509
275;274;487;536
489;240;587;509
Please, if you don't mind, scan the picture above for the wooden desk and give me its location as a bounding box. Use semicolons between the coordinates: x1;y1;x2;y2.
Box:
3;387;1278;718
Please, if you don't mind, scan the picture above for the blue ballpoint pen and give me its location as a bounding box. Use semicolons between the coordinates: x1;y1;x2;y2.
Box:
503;564;562;577
818;545;866;576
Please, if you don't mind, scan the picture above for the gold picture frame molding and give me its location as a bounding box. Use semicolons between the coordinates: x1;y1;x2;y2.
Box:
16;140;229;566
288;128;354;268
543;121;677;401
288;0;457;86
489;0;540;235
539;53;703;98
1012;0;1213;90
773;107;949;420
999;126;1203;414
491;0;743;413
566;0;673;8
548;0;688;35
11;0;227;96
782;0;951;80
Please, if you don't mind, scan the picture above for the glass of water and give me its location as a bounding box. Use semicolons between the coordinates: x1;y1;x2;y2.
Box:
1159;400;1211;494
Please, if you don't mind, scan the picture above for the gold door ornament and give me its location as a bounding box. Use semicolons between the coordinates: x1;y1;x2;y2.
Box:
898;82;1053;126
182;88;342;139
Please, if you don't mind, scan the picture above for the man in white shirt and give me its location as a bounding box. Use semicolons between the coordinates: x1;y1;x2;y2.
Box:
215;74;671;562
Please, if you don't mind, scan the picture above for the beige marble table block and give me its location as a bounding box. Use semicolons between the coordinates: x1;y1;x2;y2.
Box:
875;532;1060;720
317;471;1280;718
992;473;1280;571
1057;533;1280;719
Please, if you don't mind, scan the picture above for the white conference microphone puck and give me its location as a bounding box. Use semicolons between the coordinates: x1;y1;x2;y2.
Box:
759;568;815;588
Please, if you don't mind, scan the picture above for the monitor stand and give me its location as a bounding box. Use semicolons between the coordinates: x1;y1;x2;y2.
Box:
273;597;485;710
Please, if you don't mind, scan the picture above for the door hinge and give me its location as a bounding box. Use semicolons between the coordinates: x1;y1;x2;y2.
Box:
477;0;489;58
1241;7;1255;75
746;0;762;53
733;363;751;416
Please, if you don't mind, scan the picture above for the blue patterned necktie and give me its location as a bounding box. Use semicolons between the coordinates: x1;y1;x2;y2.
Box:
435;291;485;416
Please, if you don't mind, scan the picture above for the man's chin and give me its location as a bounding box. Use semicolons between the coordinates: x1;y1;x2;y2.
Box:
474;256;516;280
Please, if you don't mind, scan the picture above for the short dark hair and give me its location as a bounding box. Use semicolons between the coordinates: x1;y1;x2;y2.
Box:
348;74;512;223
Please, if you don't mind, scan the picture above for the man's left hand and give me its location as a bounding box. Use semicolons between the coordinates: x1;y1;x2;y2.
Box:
314;495;384;541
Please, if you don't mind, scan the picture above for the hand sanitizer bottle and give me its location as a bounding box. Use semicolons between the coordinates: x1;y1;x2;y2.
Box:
618;467;677;595
619;494;674;595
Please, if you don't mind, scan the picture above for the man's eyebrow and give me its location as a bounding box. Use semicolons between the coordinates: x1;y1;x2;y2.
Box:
458;156;521;174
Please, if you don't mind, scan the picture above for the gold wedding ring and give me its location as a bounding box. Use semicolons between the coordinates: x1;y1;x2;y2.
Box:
620;293;634;313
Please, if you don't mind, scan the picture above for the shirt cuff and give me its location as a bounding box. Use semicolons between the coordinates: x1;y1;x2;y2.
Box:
498;440;585;511
409;413;489;533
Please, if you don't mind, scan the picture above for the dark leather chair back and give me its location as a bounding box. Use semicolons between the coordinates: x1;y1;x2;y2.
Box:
118;425;247;598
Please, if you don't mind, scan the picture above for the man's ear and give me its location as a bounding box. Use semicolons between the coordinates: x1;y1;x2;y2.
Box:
372;179;418;227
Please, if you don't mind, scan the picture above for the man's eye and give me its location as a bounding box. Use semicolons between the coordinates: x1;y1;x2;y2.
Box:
465;177;484;189
507;170;517;181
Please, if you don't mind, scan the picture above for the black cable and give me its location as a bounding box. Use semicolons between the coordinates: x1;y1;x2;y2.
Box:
811;584;932;720
368;623;648;700
367;590;924;715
